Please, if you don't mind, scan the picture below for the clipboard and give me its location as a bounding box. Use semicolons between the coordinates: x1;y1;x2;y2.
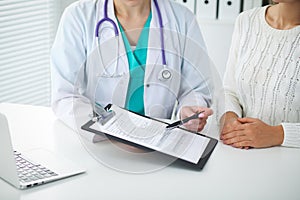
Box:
81;104;218;170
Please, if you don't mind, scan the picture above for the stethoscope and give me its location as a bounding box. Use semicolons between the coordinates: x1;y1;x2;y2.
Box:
95;0;172;81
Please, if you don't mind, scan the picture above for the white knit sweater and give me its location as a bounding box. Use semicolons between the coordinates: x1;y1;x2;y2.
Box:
223;6;300;147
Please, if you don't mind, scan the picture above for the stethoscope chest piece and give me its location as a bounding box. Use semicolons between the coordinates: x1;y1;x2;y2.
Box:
159;69;172;81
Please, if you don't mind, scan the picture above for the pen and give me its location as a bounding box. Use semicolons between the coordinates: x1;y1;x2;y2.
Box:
165;111;205;130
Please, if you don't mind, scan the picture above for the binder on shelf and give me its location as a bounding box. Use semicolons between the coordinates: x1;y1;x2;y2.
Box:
218;0;241;20
243;0;253;11
252;0;262;7
243;0;262;11
174;0;195;14
196;0;218;20
81;104;218;170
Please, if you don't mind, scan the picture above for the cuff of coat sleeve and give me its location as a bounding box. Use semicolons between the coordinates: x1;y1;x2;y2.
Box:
281;123;300;148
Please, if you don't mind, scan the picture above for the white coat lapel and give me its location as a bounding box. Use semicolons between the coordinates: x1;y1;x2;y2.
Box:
145;0;170;82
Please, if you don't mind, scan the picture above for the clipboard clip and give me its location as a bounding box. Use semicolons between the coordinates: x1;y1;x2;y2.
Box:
91;103;115;125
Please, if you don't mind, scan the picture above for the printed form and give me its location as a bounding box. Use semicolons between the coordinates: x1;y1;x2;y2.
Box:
91;105;210;164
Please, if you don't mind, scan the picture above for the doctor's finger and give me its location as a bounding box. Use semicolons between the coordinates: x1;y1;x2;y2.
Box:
201;107;213;117
188;118;207;132
197;120;207;132
181;107;212;122
192;107;213;118
184;119;204;132
180;106;196;119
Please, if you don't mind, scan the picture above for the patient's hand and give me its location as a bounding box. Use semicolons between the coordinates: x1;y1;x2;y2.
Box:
221;116;284;149
220;112;241;136
220;112;247;149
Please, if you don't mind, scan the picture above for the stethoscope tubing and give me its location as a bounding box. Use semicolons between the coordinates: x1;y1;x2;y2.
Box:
95;0;166;65
152;0;166;66
95;0;171;80
95;0;119;37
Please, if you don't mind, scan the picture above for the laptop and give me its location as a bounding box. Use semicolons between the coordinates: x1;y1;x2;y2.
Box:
0;112;85;189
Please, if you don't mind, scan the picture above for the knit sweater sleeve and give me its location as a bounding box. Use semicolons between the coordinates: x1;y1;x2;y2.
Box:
281;123;300;148
222;14;244;117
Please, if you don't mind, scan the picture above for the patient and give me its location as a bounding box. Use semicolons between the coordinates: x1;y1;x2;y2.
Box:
220;0;300;148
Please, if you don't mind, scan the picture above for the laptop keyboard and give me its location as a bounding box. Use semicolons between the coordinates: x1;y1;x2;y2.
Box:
14;151;58;183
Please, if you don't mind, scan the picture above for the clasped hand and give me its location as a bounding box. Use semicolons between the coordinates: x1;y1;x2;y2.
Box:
220;114;284;149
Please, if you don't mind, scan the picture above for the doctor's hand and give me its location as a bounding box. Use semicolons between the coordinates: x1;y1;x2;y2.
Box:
180;106;213;132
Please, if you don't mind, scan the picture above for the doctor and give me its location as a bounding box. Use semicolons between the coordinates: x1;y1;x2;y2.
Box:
51;0;214;139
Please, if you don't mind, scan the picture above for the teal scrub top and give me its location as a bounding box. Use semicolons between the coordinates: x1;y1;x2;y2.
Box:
118;13;152;115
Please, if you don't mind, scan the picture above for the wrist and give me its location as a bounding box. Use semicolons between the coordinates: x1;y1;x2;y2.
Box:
221;112;238;124
274;125;284;146
220;112;239;132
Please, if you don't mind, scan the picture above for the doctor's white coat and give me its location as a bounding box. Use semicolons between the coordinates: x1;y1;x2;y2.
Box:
51;0;214;141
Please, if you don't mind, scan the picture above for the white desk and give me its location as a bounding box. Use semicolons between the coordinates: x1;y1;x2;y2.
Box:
0;103;299;200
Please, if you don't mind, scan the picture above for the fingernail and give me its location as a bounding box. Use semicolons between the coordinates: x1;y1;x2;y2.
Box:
198;113;205;118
